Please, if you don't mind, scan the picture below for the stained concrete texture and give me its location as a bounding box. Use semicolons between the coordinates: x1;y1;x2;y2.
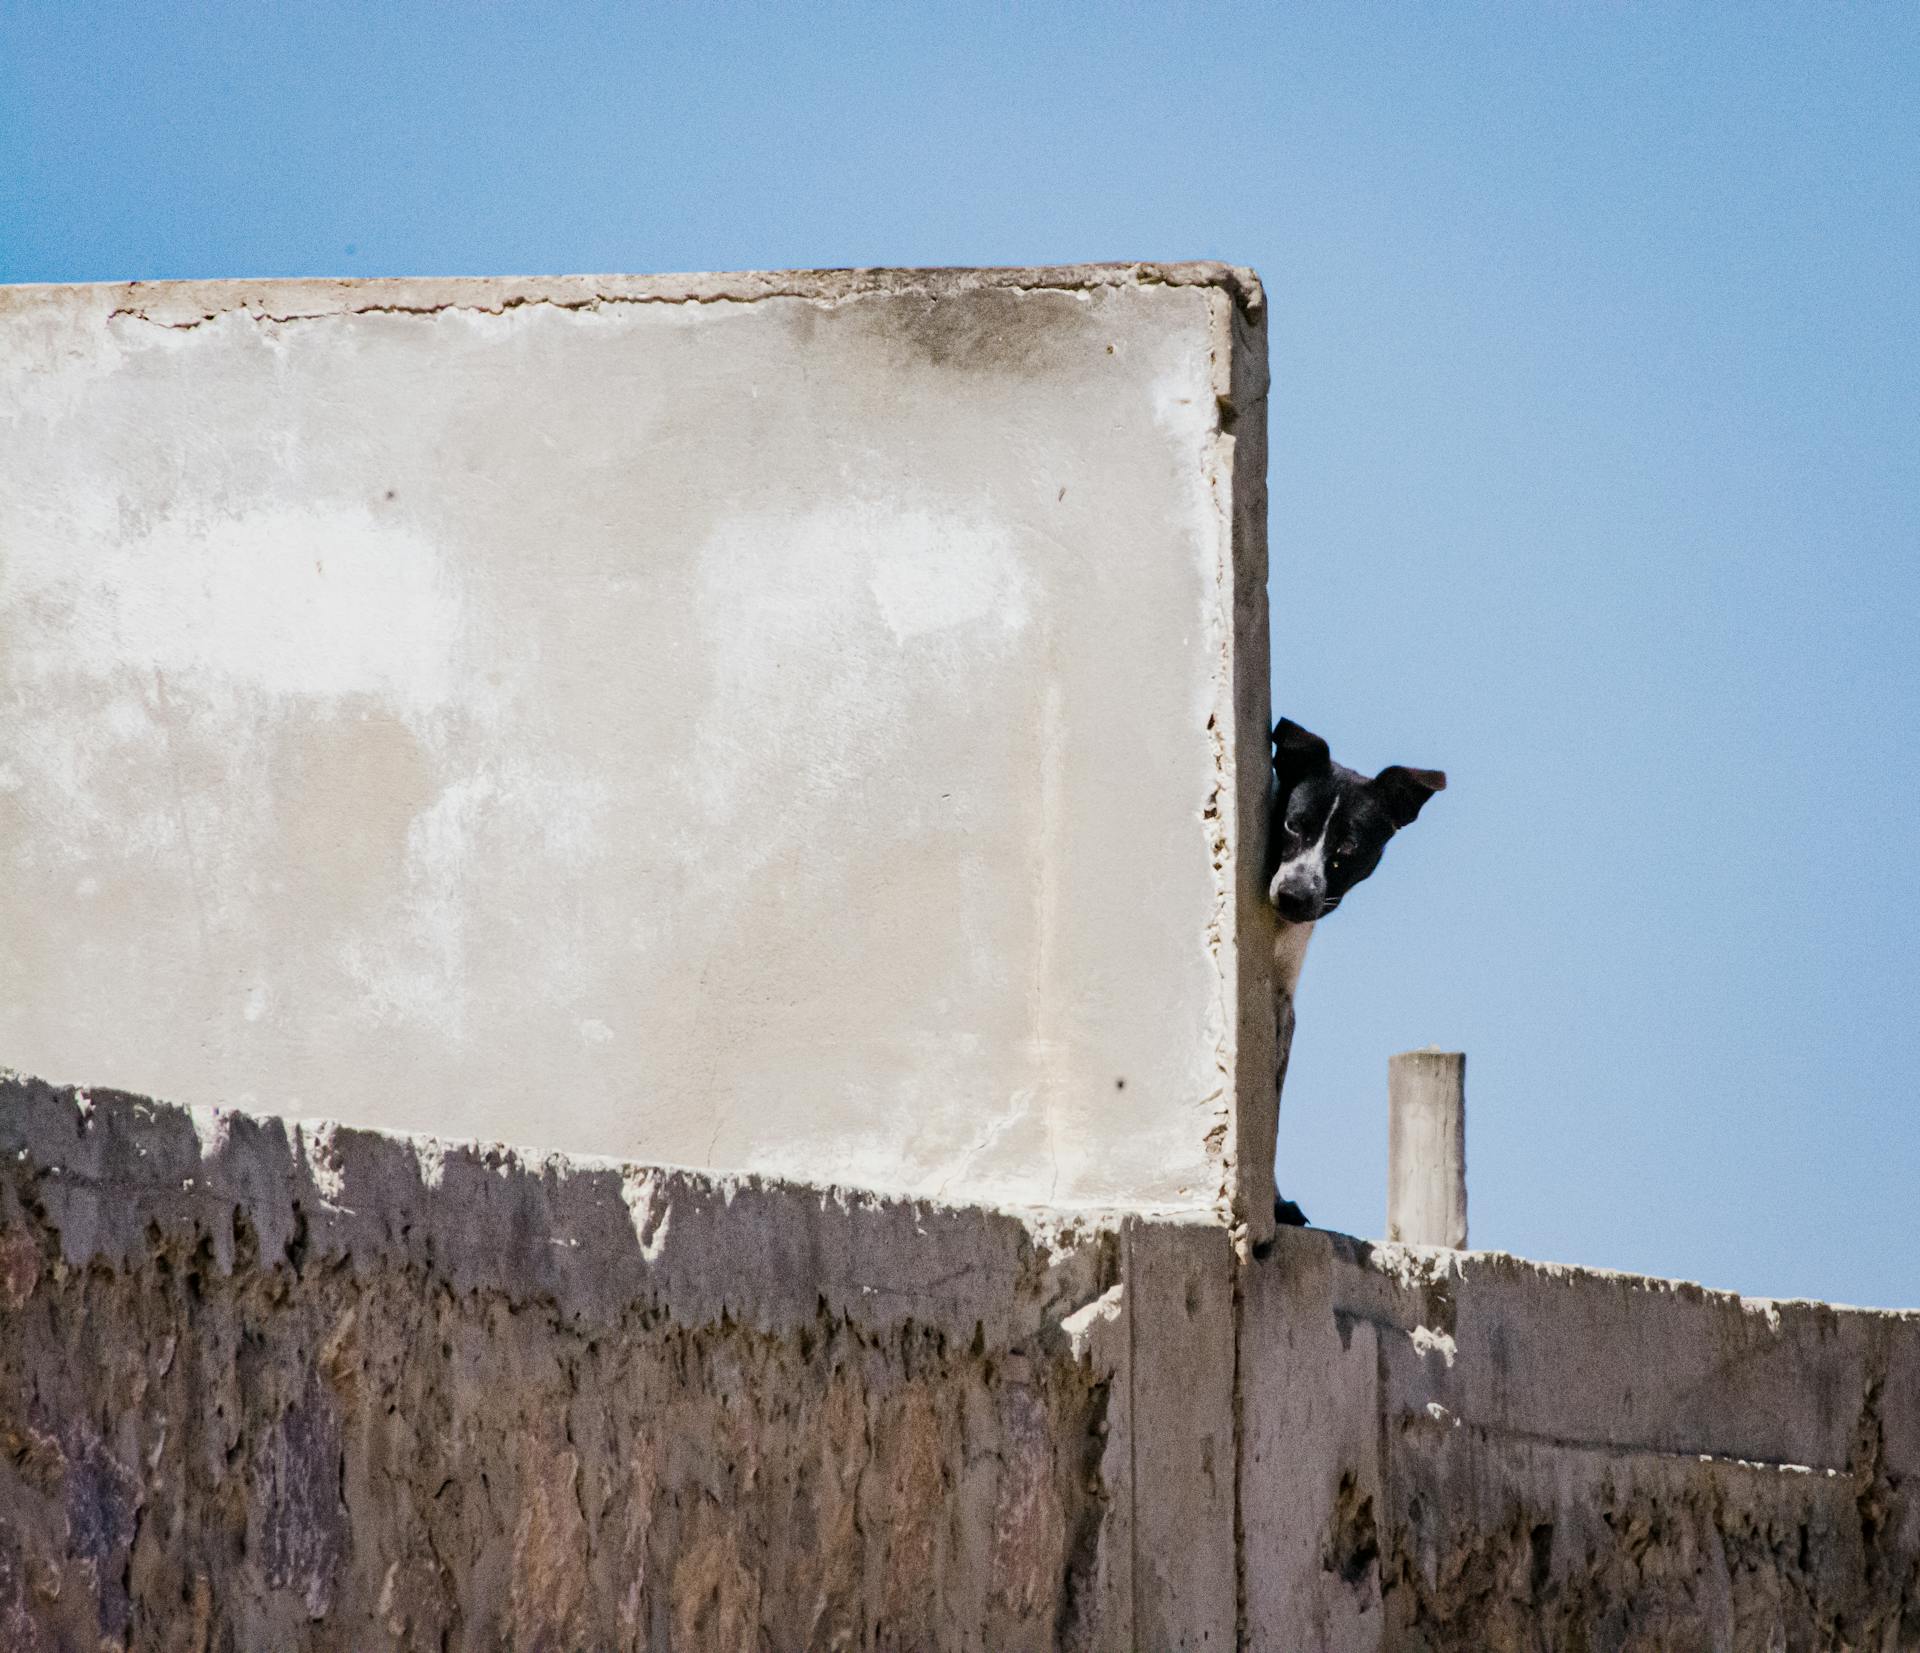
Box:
0;264;1275;1228
1242;1230;1920;1650
0;1072;1245;1651
5;1074;1918;1649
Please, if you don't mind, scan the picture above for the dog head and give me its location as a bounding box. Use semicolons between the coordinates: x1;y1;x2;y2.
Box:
1267;719;1445;926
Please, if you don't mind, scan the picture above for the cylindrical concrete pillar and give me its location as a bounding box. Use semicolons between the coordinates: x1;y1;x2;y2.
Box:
1387;1048;1467;1248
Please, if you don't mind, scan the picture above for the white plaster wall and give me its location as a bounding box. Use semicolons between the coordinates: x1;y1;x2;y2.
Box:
0;266;1271;1218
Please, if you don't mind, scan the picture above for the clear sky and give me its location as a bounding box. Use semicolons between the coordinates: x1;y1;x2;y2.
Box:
5;4;1917;1304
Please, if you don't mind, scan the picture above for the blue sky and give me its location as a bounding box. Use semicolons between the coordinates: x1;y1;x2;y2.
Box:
5;4;1917;1304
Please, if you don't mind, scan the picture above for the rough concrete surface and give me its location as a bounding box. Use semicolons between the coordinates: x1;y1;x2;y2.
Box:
3;1073;1915;1648
0;263;1273;1229
0;1071;1254;1650
1242;1229;1920;1651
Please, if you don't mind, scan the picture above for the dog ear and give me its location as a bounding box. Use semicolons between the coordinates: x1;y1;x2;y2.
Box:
1273;719;1331;781
1372;765;1446;827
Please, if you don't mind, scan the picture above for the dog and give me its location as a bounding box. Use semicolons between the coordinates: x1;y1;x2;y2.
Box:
1267;718;1445;1226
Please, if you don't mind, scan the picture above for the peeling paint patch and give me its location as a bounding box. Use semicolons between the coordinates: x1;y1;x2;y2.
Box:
185;1102;230;1161
297;1122;349;1209
410;1135;450;1191
1410;1324;1457;1367
620;1168;673;1262
1061;1282;1126;1361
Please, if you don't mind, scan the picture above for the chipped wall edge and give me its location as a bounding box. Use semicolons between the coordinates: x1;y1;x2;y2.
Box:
0;260;1266;331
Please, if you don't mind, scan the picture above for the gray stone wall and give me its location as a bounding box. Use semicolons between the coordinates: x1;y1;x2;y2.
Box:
1242;1230;1920;1650
0;1075;1151;1650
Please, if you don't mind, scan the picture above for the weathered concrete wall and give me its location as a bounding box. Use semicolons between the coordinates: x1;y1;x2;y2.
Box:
4;1075;1915;1649
0;1072;1244;1651
1242;1230;1920;1651
0;263;1273;1227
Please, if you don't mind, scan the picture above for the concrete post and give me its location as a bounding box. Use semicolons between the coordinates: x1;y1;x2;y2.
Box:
1387;1048;1467;1248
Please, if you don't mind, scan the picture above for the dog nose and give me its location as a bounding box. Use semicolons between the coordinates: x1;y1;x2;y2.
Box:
1270;873;1324;923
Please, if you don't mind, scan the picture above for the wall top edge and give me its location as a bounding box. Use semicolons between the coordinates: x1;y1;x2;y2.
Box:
0;1066;1226;1242
0;260;1266;328
0;1068;1139;1337
1298;1226;1920;1328
20;1067;1909;1329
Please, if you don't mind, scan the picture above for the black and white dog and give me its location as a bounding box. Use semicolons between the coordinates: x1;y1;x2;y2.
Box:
1267;718;1445;1226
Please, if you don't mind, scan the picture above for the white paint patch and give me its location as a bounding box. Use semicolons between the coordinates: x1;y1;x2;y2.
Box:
866;506;1029;642
640;1205;671;1261
620;1168;673;1261
1704;1456;1834;1477
1060;1282;1126;1361
376;1563;401;1625
677;497;1034;905
185;1104;230;1161
413;1138;451;1191
337;758;609;1039
298;1122;349;1208
1410;1324;1458;1368
2;501;464;719
1149;354;1215;449
578;1019;614;1045
1373;1244;1464;1292
703;500;1027;678
1147;343;1226;618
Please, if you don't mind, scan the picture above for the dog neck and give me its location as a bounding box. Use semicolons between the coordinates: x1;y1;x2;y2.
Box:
1273;917;1315;999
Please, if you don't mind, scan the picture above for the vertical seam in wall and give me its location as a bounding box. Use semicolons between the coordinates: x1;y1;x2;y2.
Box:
1374;1301;1391;1640
1125;1218;1141;1645
1231;1249;1249;1648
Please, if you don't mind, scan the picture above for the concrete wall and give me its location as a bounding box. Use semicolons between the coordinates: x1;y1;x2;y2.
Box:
1241;1230;1920;1650
0;1073;1244;1651
0;264;1274;1226
5;1076;1916;1649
